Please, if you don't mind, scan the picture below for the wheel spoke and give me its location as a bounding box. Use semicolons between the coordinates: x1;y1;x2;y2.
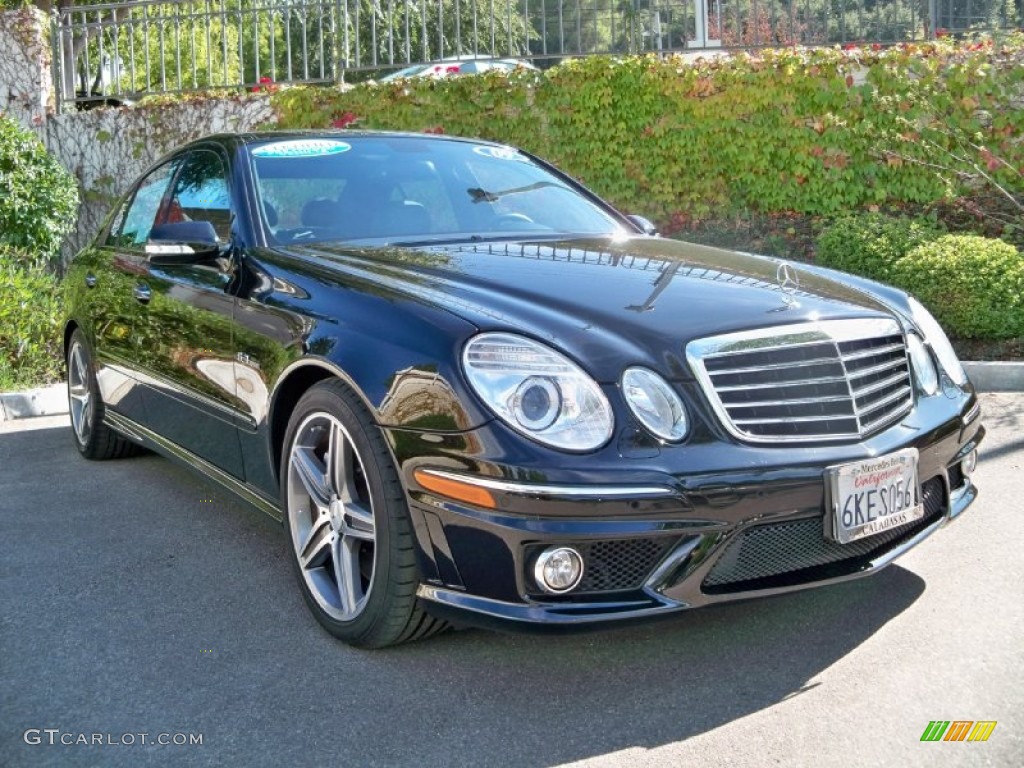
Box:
327;422;356;501
344;501;375;540
73;347;87;385
299;511;333;570
290;445;332;508
334;537;362;615
81;394;92;430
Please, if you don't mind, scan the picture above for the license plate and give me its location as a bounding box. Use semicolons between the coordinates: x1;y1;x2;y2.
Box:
827;448;924;544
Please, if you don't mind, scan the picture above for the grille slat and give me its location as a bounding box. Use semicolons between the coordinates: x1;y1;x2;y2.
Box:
852;371;911;399
689;319;914;443
855;385;913;416
842;342;905;361
709;356;842;376
714;375;849;393
726;394;852;408
733;413;856;425
846;357;907;379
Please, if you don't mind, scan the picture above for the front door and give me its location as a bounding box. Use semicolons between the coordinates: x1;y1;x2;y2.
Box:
133;146;245;478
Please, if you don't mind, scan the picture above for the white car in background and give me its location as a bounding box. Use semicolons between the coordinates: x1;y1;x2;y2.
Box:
378;56;538;82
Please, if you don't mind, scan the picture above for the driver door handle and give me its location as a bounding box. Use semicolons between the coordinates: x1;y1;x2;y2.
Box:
133;283;152;303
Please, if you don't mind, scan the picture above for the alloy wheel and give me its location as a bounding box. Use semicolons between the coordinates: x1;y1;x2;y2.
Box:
286;412;377;622
68;340;93;446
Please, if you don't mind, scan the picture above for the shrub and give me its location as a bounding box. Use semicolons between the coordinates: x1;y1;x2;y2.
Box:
0;246;64;390
0;114;79;267
815;214;944;281
890;235;1024;340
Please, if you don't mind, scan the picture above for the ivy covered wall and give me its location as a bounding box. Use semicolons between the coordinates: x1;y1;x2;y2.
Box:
2;7;1021;258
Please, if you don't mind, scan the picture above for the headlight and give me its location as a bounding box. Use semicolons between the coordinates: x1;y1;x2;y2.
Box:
906;333;939;396
908;297;968;386
621;367;688;441
462;333;614;451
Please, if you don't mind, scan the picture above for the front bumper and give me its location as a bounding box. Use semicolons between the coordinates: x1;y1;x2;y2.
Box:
392;397;984;632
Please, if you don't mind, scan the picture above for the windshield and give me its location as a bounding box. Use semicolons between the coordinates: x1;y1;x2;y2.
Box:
248;136;626;246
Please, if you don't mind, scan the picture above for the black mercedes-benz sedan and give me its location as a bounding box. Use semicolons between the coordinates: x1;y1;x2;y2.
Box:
63;131;983;647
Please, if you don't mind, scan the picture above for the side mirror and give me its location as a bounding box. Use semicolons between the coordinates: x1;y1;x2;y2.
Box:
146;221;221;264
627;214;659;237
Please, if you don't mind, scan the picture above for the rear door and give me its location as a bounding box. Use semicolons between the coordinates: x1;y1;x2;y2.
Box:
70;158;180;425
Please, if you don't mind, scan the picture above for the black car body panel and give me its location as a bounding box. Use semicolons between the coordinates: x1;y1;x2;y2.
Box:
64;131;983;636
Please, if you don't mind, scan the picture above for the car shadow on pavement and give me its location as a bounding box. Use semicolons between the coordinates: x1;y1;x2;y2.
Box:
1;424;926;768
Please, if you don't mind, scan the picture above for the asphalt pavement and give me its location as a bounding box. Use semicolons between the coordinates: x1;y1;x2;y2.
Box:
1;395;1022;768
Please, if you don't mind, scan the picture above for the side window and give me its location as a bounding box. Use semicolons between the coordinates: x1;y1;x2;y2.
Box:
112;161;177;246
163;150;232;241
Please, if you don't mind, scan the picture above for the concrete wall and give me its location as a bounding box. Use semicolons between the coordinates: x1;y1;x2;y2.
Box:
1;8;276;257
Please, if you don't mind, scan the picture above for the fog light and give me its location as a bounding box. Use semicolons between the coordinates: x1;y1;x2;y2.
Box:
534;546;584;594
962;449;978;477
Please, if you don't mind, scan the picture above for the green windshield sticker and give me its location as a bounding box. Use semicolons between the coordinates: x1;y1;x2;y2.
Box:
252;140;352;158
473;145;527;162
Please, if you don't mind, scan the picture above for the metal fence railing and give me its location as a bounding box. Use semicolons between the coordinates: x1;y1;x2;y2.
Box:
52;0;1022;109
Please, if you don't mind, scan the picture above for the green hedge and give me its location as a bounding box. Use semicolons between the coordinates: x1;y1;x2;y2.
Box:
815;214;945;281
891;235;1024;340
270;35;1024;231
0;246;64;391
0;114;80;267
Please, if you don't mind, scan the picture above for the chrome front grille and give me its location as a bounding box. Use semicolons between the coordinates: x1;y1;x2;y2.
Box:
687;318;914;443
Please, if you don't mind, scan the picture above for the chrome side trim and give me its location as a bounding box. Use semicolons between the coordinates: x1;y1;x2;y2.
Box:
416;468;676;499
103;410;283;521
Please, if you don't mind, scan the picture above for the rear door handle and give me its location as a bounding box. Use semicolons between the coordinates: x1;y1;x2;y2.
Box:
133;283;152;303
85;273;97;288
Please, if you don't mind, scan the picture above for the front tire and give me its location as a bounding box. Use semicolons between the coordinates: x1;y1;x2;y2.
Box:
281;380;447;648
66;329;140;460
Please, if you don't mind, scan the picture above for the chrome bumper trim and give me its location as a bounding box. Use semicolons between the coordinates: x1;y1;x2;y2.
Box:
416;468;676;499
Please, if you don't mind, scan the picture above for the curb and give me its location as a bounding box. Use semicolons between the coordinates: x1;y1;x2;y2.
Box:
962;362;1024;394
0;383;67;423
1;363;1022;424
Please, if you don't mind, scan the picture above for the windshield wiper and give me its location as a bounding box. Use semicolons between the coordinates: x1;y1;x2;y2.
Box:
467;181;567;203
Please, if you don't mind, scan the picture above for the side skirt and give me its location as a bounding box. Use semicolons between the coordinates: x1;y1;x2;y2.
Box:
104;410;283;522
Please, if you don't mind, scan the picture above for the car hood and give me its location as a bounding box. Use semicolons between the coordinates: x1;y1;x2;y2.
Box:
283;236;897;382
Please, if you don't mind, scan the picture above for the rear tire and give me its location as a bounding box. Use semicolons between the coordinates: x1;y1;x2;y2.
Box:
66;329;141;460
280;379;447;648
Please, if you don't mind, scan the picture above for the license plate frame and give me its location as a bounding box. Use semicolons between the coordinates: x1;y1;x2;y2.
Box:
826;448;924;545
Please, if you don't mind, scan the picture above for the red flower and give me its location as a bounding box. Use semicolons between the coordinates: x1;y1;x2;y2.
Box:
936;28;949;38
251;75;278;93
871;43;882;51
332;111;359;129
